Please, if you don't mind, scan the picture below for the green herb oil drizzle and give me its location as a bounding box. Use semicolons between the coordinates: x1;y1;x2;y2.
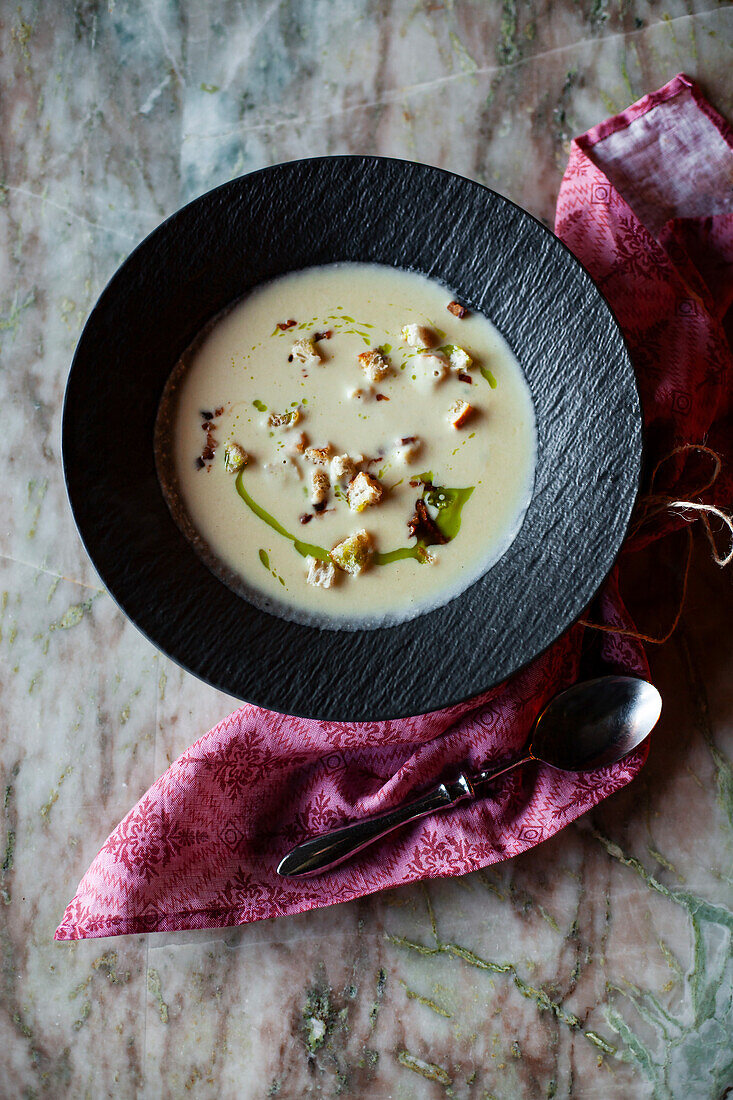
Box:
236;473;329;560
235;472;474;568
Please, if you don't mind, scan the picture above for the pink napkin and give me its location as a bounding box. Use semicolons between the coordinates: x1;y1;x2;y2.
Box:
56;74;733;940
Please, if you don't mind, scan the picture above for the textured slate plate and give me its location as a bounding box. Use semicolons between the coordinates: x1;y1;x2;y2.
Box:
63;156;641;722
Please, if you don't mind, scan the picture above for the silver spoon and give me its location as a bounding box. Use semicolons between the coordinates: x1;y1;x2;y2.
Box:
277;676;662;878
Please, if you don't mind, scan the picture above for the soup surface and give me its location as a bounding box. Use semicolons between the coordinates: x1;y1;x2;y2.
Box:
157;263;536;628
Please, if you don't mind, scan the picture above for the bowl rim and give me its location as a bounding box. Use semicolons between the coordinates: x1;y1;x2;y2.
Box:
62;154;643;721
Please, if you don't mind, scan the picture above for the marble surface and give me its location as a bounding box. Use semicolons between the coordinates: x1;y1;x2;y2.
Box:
1;2;732;1096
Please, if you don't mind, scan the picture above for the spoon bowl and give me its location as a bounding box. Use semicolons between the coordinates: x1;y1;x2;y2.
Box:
529;675;662;772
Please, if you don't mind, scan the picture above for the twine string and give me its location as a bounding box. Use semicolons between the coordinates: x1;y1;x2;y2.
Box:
667;499;733;567
580;443;732;644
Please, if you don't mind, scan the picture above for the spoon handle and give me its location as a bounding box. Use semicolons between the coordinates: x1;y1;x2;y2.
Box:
277;758;527;877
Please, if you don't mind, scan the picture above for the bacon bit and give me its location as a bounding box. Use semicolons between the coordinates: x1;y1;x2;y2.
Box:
277;319;297;330
458;372;473;384
400;436;417;445
409;479;419;488
287;354;293;362
299;513;313;524
214;406;224;417
197;412;222;467
407;499;448;545
447;300;467;318
314;329;333;341
313;501;327;513
375;393;390;402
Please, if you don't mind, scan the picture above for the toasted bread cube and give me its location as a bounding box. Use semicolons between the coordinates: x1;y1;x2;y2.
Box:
448;345;473;372
358;348;391;382
393;436;422;464
449;399;474;428
347;471;384;512
290;431;308;454
310;468;330;505
268;407;301;430
306;556;337;589
304;444;333;465
330;453;358;482
289;338;322;366
223;442;249;473
401;323;434;349
330;529;374;575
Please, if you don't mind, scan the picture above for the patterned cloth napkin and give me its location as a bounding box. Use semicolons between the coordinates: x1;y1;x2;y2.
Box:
56;74;732;940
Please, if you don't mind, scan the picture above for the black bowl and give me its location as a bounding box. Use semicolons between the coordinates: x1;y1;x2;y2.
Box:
63;156;641;722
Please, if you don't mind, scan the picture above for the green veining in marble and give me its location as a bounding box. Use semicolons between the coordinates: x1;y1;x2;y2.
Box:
497;0;521;65
387;888;618;1055
39;765;73;822
397;1049;452;1085
50;594;98;632
0;289;35;337
593;827;733;1095
449;31;478;77
93;952;130;986
368;967;386;1029
400;980;452;1018
1;763;19;906
25;478;47;538
302;982;333;1053
69;952;131;1033
147;969;169;1024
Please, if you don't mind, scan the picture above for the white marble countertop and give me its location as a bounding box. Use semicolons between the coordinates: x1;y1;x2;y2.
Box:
1;2;732;1097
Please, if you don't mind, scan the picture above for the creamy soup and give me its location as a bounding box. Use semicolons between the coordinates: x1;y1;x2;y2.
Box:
156;263;536;629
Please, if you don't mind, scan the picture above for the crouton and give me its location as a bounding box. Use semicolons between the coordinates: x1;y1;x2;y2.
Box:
347;471;384;512
223;442;249;473
306;556;337;589
268;407;302;430
401;323;435;349
330;529;374;574
288;338;322;366
310;468;330;505
304;444;333;465
448;345;473;373
393;436;422;464
358;348;391;382
290;431;308;454
330;453;359;482
449;399;474;428
447;300;468;318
